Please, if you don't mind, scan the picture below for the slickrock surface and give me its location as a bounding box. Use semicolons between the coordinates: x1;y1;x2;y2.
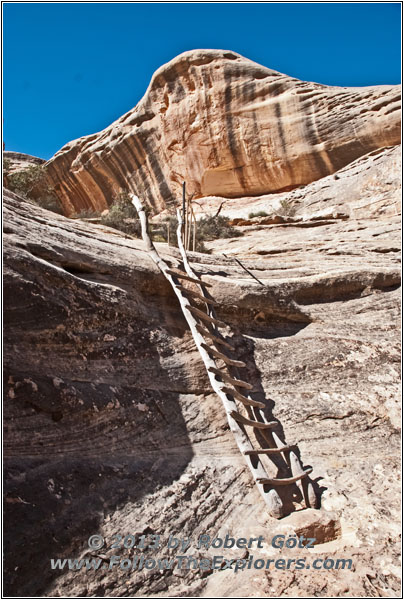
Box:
3;150;46;173
45;49;401;216
4;184;401;597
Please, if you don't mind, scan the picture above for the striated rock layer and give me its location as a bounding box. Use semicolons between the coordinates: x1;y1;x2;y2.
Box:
186;144;401;224
45;49;401;216
3;150;46;173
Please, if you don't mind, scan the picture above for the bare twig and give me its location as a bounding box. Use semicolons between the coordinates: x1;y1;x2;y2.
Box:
223;253;265;286
214;201;225;218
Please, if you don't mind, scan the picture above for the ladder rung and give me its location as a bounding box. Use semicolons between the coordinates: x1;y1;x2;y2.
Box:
208;367;253;390
175;285;218;306
257;468;313;486
166;269;212;287
187;306;227;328
201;343;246;368
230;410;277;429
222;386;265;409
195;325;235;351
244;445;293;455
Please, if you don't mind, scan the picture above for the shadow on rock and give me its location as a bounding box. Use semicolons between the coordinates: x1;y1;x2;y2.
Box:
4;378;193;597
226;320;325;516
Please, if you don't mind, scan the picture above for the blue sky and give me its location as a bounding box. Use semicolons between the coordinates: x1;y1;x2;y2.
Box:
3;2;401;160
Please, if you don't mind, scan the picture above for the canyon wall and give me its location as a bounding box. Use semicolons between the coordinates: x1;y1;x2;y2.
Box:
45;49;401;216
4;187;401;596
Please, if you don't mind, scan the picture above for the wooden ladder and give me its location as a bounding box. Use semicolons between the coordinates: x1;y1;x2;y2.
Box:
132;195;318;518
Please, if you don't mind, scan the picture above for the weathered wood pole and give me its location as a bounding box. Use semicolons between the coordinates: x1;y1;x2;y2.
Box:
192;206;197;252
130;193;284;518
182;182;187;249
186;196;192;251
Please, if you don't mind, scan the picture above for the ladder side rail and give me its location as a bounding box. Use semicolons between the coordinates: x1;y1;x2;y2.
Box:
132;195;284;518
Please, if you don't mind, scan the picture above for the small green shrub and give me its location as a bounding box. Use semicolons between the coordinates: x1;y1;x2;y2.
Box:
156;214;242;253
3;157;11;173
152;215;178;245
158;215;209;253
248;210;269;218
100;190;141;236
80;189;243;251
35;196;64;214
7;164;45;195
276;199;296;217
161;215;179;239
75;208;101;219
6;164;63;214
197;215;243;241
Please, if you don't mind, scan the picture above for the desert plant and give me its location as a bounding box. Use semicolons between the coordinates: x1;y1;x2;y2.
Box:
155;215;179;245
3;157;11;173
3;157;11;187
75;208;101;219
248;210;269;218
101;192;243;250
156;214;242;253
276;199;296;217
158;214;209;253
100;190;142;236
35;196;64;214
196;215;243;241
6;164;63;214
7;164;46;196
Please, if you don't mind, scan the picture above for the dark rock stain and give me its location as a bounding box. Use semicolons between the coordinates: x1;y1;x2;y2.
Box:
137;135;172;212
121;137;150;195
81;161;111;209
131;136;160;211
202;70;219;165
274;102;294;184
224;66;247;190
302;101;334;178
104;152;135;195
241;79;268;183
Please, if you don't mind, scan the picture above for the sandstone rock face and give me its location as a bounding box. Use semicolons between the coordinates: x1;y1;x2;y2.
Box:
45;49;401;216
3;151;46;188
3;150;46;173
190;144;401;224
3;185;401;597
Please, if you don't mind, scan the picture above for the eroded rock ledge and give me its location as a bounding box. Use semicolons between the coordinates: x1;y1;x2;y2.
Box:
3;190;401;597
45;49;401;215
